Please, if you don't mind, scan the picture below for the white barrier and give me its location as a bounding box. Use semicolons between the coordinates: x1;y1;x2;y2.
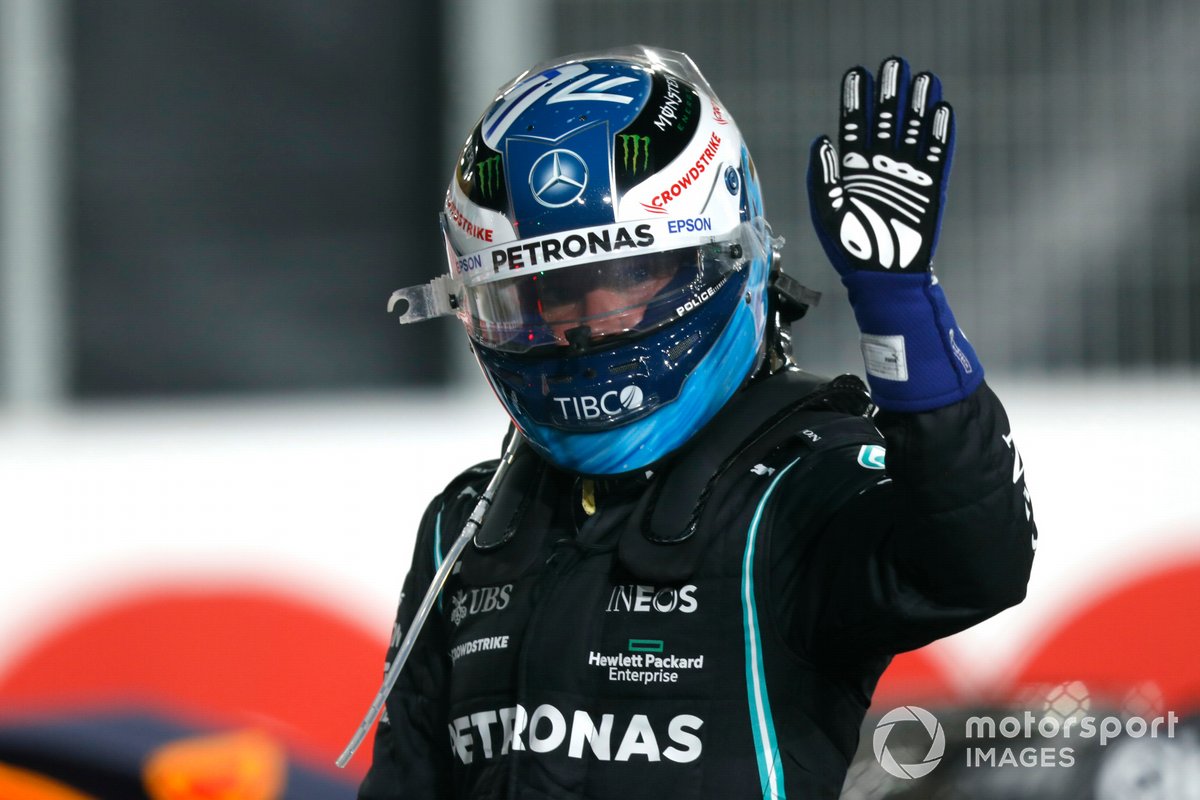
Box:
0;377;1197;692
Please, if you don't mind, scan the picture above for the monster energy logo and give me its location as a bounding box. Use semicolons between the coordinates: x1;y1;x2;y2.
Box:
476;155;503;199
618;134;650;175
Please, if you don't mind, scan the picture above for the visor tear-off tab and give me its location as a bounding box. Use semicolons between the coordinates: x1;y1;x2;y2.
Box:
388;274;460;324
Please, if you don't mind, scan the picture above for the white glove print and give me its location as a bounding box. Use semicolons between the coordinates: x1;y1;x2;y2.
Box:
809;59;954;275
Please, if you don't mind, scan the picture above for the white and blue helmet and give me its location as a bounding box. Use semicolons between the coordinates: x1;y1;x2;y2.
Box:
392;46;778;475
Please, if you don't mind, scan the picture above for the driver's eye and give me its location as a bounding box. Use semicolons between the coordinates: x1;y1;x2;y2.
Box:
538;283;577;310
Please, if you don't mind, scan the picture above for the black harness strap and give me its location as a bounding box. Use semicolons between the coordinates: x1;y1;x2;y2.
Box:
617;371;880;583
453;370;880;586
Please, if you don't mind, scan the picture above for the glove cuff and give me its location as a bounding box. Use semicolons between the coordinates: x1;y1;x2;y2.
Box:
840;270;984;412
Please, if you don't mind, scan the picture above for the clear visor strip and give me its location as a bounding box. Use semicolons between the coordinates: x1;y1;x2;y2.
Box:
390;219;764;325
454;217;751;288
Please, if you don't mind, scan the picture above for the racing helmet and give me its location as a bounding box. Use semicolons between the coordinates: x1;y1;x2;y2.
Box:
391;46;782;475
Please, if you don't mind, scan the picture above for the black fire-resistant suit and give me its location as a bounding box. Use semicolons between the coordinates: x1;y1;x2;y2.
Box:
358;369;1036;799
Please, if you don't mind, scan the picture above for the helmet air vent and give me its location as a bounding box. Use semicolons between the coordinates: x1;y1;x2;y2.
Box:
666;332;701;362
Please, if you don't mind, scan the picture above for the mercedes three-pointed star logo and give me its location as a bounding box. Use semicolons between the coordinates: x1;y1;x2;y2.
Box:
528;149;589;208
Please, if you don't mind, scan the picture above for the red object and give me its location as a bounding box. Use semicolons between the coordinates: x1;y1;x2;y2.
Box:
1010;555;1200;712
872;648;958;708
0;586;387;780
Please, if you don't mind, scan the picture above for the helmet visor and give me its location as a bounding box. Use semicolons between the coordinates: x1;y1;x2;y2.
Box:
460;222;763;354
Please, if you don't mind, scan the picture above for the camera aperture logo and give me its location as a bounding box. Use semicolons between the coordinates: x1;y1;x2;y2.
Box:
874;684;1181;780
873;705;946;779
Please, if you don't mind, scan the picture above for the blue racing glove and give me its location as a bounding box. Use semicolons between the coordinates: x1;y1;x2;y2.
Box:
807;56;983;412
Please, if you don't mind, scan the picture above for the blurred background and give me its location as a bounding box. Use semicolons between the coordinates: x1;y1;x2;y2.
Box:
0;0;1197;797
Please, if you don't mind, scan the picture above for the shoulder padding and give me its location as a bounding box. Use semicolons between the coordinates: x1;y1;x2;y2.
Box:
617;370;883;582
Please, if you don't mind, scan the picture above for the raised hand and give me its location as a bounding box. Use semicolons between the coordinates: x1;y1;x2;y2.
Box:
808;57;954;274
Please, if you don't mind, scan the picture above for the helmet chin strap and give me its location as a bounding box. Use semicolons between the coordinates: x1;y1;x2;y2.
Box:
335;431;524;769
